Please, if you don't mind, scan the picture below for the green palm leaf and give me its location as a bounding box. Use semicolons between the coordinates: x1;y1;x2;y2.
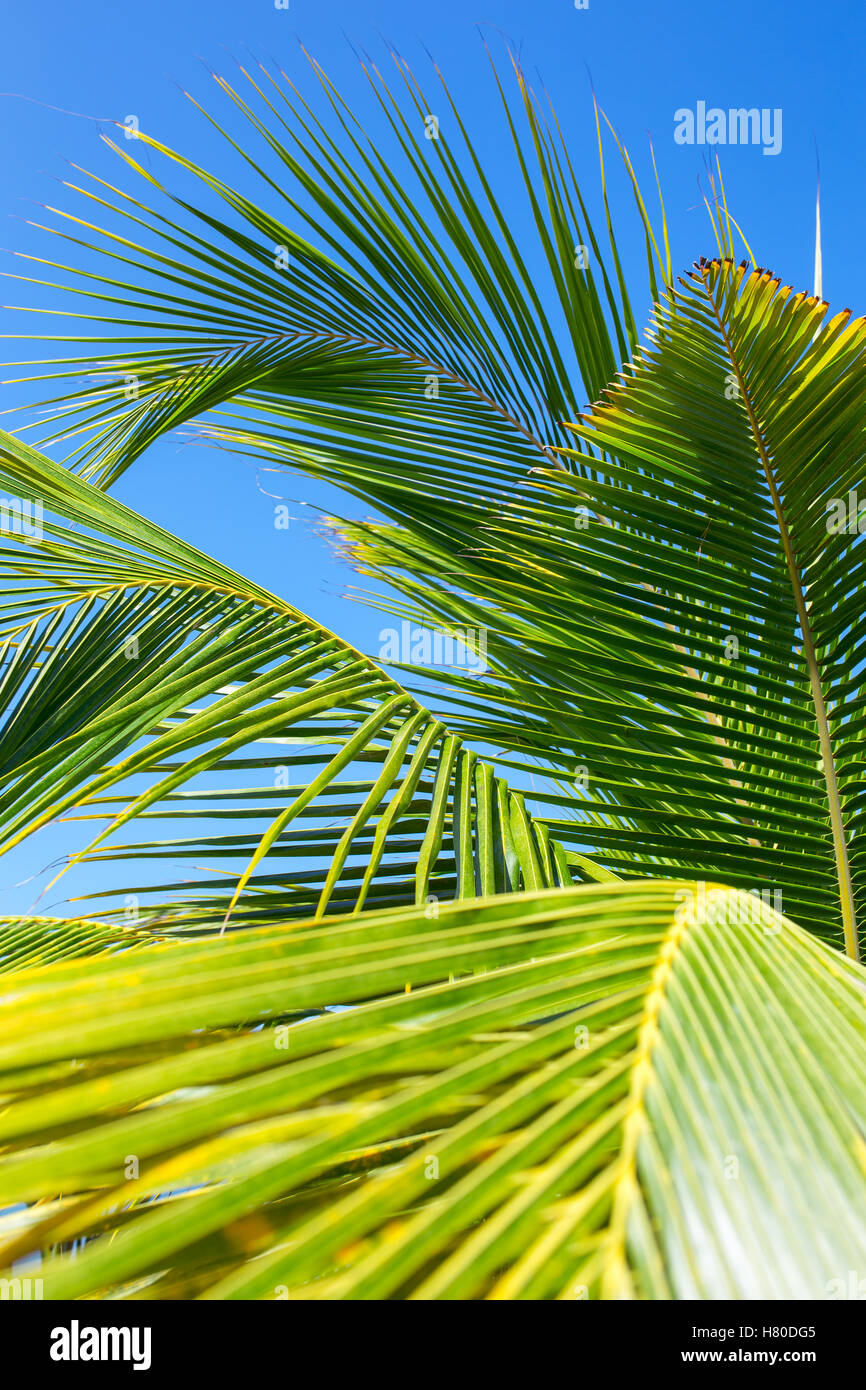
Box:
2;43;865;1305
395;259;863;956
0;914;156;972
4;47;657;623
0;881;863;1299
11;62;860;954
0;428;585;925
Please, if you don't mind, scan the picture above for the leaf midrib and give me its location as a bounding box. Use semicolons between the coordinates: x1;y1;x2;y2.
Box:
698;265;860;962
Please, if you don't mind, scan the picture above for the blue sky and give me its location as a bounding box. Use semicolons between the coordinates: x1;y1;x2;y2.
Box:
0;0;863;916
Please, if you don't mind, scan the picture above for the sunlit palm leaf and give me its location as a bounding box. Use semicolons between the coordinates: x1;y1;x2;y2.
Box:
0;881;863;1299
378;260;863;956
0;914;157;972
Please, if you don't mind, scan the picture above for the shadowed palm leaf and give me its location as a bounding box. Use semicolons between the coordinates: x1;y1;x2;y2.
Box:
0;430;587;927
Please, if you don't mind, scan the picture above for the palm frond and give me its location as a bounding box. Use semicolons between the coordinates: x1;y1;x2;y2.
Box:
0;428;584;925
4;45;658;572
317;262;866;959
0;881;863;1299
0;914;158;972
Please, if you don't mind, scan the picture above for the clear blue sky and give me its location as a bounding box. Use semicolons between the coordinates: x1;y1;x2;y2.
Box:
1;0;864;916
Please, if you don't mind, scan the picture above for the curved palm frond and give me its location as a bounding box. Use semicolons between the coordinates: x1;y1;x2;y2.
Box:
0;51;754;903
0;429;589;927
0;881;863;1300
3;45;660;590
0;39;864;1307
0;914;158;972
372;260;863;955
3;51;862;956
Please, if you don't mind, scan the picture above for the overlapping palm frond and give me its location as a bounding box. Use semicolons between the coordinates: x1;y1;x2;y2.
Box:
7;49;860;954
0;429;586;927
0;881;864;1300
350;260;866;956
2;41;866;1305
0;913;158;972
4;45;655;596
